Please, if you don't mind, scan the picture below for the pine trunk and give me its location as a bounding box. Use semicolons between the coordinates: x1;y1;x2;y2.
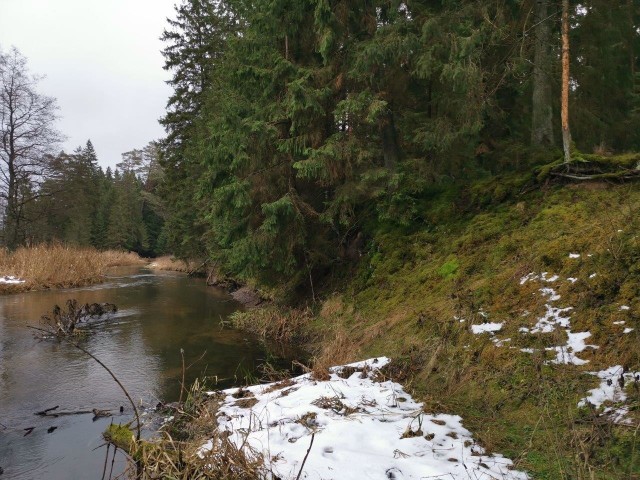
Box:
561;0;572;164
531;0;554;147
380;110;400;169
629;0;636;79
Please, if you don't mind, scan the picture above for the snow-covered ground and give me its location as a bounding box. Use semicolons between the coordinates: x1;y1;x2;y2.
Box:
509;259;637;422
578;365;640;424
0;275;25;284
467;251;639;425
203;358;529;480
517;273;597;365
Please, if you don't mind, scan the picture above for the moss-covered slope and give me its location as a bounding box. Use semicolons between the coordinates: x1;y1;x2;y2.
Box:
292;178;640;479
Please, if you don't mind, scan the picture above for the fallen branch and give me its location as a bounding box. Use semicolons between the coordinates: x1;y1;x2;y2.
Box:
295;433;315;480
34;405;59;416
40;300;118;336
550;171;640;181
187;260;208;277
35;409;93;417
27;325;141;441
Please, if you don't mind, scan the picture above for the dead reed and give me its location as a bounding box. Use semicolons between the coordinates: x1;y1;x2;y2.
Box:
147;255;201;274
113;381;268;480
0;244;146;294
228;307;313;344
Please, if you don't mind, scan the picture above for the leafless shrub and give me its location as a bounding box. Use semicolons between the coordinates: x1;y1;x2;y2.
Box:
40;299;117;336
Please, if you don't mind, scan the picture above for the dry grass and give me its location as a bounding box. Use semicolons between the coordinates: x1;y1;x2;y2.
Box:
147;255;202;274
131;432;267;480
0;244;146;294
311;327;362;381
113;381;268;480
100;250;147;268
228;307;313;344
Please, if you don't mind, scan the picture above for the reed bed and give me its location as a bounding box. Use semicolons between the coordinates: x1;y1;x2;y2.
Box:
0;244;146;294
228;307;313;344
147;255;201;274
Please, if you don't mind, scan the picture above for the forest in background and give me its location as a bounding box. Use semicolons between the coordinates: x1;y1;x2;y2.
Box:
0;48;165;255
2;136;165;256
30;141;165;256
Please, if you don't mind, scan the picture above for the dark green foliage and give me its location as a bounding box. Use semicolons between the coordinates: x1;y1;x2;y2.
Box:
107;171;149;252
156;0;640;295
33;144;101;247
24;140;165;256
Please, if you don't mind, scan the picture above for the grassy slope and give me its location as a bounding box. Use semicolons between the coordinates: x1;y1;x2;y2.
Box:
239;176;640;479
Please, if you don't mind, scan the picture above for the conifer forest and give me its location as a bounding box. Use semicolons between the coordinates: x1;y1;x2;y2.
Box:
156;0;640;293
2;2;640;479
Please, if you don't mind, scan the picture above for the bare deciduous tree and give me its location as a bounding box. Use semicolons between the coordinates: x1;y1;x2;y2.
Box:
0;47;62;247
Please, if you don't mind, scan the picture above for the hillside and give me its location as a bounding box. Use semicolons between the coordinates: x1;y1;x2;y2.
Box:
234;175;640;479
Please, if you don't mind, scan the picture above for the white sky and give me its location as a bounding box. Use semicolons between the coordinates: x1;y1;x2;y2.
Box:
0;0;177;169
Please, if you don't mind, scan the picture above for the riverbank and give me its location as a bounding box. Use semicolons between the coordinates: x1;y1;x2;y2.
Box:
0;245;146;294
147;255;202;274
148;256;268;308
110;357;530;479
225;177;640;479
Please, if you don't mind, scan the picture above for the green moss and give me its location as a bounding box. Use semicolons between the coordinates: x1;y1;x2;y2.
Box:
234;172;640;479
437;257;459;279
103;423;134;452
342;176;640;477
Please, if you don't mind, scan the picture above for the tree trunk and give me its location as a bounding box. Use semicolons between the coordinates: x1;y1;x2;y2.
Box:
6;133;18;249
379;109;400;169
561;0;572;164
628;0;636;79
531;0;554;147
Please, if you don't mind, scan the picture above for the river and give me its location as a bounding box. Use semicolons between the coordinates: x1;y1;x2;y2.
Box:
0;267;274;479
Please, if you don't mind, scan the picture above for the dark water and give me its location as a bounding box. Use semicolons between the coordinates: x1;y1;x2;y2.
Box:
0;267;271;479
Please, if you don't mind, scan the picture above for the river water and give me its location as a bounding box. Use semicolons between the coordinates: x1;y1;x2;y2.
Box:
0;267;273;479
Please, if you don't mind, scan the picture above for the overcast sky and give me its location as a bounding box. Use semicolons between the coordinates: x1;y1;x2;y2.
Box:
0;0;177;169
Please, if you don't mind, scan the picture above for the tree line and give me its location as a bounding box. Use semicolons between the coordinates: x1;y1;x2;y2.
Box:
158;0;639;293
31;140;165;255
0;46;164;254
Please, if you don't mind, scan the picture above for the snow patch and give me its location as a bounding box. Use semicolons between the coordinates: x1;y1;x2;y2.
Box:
578;366;640;423
530;303;572;333
0;275;25;284
471;323;503;334
539;287;561;302
546;331;598;366
203;358;529;480
517;274;593;365
520;272;558;285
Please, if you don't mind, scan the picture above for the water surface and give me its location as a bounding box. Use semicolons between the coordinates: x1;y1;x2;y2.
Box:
0;267;269;479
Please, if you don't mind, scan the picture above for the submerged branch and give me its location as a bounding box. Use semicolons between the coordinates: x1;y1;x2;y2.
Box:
27;325;141;441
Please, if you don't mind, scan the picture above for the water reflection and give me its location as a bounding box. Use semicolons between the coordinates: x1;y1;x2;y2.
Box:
0;268;267;479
